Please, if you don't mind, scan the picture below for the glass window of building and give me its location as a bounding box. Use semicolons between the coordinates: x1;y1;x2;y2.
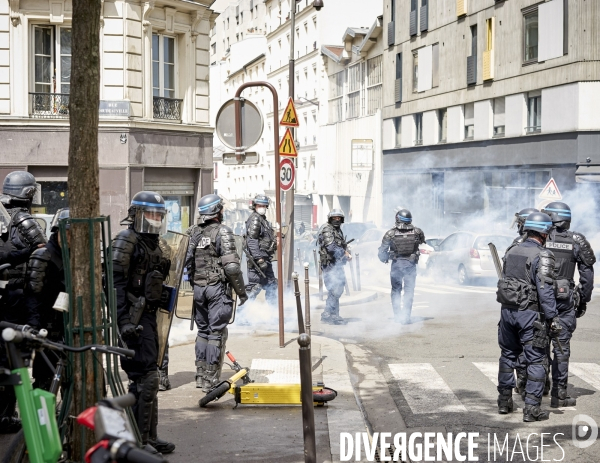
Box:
493;97;505;137
527;91;542;133
394;117;402;147
152;34;176;98
412;51;418;93
464;103;474;140
523;9;538;62
438;108;447;143
415;113;423;145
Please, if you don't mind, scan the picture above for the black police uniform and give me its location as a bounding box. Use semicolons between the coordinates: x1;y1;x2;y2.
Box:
186;220;246;390
113;228;170;447
379;223;425;324
318;223;348;323
244;211;277;305
497;239;559;418
545;227;594;403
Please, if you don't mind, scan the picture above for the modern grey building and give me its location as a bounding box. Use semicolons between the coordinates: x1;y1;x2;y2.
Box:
381;0;600;233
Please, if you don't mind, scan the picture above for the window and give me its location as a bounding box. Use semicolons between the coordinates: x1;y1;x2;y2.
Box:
211;43;216;55
464;103;474;140
471;25;477;57
152;34;176;98
394;117;402;147
523;9;538;62
367;55;382;115
415;113;423;145
432;43;439;88
33;26;72;94
351;139;374;171
438;108;447;143
329;70;345;123
395;52;402;103
527;91;541;133
347;63;363;119
412;51;418;92
493;97;505;137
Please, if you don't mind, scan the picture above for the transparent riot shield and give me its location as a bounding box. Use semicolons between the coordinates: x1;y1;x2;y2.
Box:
0;201;10;234
156;231;189;366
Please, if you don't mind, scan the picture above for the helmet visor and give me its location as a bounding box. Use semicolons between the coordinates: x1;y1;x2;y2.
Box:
134;209;167;235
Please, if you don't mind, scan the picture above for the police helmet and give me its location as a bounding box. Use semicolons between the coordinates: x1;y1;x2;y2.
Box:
3;171;37;201
522;212;553;235
50;208;70;232
541;202;571;230
197;194;223;222
130;191;166;235
327;209;345;224
395;209;412;225
513;207;538;233
252;194;269;208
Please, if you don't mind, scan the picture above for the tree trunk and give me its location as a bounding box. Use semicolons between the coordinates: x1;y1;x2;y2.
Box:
67;0;102;457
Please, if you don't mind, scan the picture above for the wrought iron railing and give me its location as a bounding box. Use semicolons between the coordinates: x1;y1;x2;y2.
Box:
153;96;183;121
29;92;70;118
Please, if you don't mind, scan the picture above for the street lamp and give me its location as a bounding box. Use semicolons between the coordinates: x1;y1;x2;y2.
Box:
313;0;324;11
297;96;319;107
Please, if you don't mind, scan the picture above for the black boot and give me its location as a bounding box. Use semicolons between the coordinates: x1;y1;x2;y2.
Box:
0;415;21;434
158;368;171;391
523;404;549;422
497;388;514;414
551;387;576;408
148;437;176;454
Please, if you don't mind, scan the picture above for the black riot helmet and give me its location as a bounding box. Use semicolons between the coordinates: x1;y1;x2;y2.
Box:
197;194;224;223
523;212;553;236
541;202;571;230
395;209;412;226
128;191;167;235
513;207;538;235
50;207;70;232
327;209;345;228
3;171;37;202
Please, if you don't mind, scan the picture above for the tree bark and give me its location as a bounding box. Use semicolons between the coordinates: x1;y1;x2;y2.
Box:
67;0;102;457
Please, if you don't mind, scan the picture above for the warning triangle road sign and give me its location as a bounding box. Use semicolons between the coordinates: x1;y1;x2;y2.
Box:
280;97;299;127
278;128;298;158
538;178;562;201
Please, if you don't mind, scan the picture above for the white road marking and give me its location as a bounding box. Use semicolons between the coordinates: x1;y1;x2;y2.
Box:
249;359;299;383
434;284;496;294
473;362;501;385
388;363;467;414
570;363;600;391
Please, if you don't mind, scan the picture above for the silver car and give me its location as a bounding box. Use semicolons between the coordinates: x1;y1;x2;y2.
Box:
426;232;514;284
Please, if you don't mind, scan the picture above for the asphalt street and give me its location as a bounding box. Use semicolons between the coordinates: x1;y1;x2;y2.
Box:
312;271;600;462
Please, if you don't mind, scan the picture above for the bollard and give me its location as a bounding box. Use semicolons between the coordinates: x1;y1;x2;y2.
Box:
355;252;362;291
312;249;319;278
317;258;324;301
344;267;350;296
349;250;357;291
292;273;317;463
304;263;311;337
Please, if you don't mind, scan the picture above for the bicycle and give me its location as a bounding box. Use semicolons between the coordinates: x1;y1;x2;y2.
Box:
0;321;135;463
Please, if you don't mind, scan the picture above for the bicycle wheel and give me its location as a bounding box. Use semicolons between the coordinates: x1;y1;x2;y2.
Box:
198;382;231;408
312;387;337;403
2;429;28;463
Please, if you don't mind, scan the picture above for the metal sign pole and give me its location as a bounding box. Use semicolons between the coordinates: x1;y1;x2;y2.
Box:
234;82;285;348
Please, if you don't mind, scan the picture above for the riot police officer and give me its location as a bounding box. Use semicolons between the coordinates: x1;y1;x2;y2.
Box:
496;212;561;422
541;202;595;408
112;191;175;454
0;171;47;433
378;209;425;324
244;195;277;306
318;209;350;325
186;194;247;392
25;208;69;391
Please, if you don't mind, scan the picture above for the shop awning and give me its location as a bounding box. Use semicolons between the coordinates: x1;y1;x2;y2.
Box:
575;165;600;183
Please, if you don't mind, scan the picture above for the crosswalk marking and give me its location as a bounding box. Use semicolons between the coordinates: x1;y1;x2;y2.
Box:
570;363;600;391
388;363;467;414
473;362;500;385
249;359;299;383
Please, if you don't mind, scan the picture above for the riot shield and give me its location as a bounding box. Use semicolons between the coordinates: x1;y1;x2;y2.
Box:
156;230;189;367
0;202;10;234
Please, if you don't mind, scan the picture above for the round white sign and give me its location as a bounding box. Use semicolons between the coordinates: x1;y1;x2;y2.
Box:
280;158;295;192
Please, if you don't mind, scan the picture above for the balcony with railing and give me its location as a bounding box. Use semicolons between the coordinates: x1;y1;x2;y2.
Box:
29;93;70;118
153;96;182;121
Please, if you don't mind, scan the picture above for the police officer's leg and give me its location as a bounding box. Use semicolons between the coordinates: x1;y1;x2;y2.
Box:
204;283;234;390
497;308;519;414
245;265;263;302
390;261;404;322
514;351;528;397
519;311;550;421
401;262;417;324
0;341;20;433
158;343;171;391
193;286;209;388
322;268;336;321
551;309;576;407
264;263;278;307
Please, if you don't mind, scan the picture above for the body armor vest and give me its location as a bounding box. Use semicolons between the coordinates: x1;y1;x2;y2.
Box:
546;229;576;281
129;237;168;305
318;224;346;267
4;208;30;279
246;212;276;255
391;228;420;258
497;243;543;311
194;223;224;286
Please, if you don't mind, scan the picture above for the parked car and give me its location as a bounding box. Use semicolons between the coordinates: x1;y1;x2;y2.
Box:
426;232;514;284
417;236;444;271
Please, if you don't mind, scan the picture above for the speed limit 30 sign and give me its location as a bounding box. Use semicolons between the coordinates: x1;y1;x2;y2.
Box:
279;158;295;191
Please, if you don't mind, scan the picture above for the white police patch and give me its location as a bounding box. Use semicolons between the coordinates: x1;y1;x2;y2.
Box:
546;242;573;251
198;237;212;248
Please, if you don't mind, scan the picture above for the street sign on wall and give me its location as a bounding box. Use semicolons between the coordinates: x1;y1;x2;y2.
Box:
280;158;295;191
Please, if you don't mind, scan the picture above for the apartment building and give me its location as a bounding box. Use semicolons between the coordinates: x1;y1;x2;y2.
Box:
0;0;216;229
320;17;384;226
381;0;600;231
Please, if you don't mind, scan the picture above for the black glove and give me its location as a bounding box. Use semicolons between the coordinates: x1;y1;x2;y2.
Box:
576;302;587;319
257;259;268;271
238;294;248;306
549;317;562;336
7;278;24;290
120;323;139;338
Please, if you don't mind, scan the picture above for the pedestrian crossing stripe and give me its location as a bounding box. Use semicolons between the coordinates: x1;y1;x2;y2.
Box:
278;128;298;158
280;97;300;127
570;363;600;391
